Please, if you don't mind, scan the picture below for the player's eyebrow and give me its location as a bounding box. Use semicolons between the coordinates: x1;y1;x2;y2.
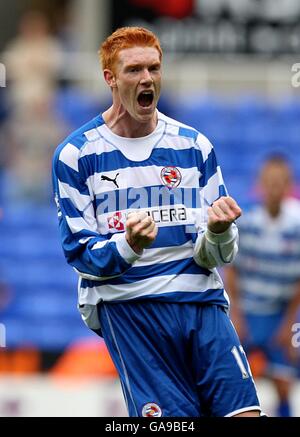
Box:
149;62;161;69
124;63;142;70
125;61;161;71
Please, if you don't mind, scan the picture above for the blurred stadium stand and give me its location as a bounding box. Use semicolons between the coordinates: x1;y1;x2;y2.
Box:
0;202;95;351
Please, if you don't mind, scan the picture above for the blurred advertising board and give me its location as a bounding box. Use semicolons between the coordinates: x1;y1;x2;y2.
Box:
110;0;300;56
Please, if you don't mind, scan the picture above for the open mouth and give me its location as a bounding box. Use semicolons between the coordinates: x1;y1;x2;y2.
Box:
137;90;154;108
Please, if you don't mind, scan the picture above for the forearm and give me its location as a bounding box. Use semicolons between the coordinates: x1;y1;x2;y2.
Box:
193;224;239;269
65;231;142;280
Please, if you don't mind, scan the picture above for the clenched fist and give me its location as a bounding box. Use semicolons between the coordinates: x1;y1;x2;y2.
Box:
208;196;242;234
126;211;158;254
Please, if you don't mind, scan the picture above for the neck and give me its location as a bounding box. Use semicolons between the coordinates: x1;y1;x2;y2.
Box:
102;104;157;138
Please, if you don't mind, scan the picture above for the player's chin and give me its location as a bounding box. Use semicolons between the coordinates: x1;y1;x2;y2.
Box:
135;109;156;123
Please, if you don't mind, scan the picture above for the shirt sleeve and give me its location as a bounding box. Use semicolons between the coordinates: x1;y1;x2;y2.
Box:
193;225;239;269
193;138;239;269
52;142;142;281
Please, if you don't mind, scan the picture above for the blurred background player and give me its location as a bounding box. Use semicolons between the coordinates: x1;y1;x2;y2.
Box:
1;9;67;204
225;155;300;417
3;9;62;114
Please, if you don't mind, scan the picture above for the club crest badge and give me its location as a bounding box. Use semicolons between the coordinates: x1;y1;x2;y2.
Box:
161;166;182;188
107;211;125;231
142;402;162;417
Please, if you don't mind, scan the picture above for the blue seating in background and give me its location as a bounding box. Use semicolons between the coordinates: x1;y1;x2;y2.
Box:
274;98;300;123
53;86;110;129
0;202;92;350
2;316;94;349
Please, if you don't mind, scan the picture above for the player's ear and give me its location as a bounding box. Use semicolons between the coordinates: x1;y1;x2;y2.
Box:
104;69;117;88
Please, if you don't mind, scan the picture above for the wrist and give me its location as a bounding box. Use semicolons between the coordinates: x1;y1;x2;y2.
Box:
205;226;234;244
125;235;143;255
207;223;231;234
112;233;142;263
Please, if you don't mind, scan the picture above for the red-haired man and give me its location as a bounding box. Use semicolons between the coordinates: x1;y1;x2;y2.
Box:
53;27;262;417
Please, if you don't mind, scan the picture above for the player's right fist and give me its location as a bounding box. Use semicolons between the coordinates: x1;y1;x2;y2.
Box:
207;196;242;234
125;211;158;254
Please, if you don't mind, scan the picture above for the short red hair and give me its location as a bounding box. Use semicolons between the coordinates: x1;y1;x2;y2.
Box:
99;27;163;72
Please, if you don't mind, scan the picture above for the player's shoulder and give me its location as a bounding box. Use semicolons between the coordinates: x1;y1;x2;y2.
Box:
282;198;300;227
283;197;300;215
158;111;213;154
53;115;105;164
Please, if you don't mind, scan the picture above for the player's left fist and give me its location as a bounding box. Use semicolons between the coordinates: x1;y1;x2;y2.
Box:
207;196;242;234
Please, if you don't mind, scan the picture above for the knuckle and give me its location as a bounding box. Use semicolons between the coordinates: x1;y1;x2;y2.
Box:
145;217;152;225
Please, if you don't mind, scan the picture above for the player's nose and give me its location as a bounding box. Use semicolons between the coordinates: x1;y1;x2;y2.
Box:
140;68;153;84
